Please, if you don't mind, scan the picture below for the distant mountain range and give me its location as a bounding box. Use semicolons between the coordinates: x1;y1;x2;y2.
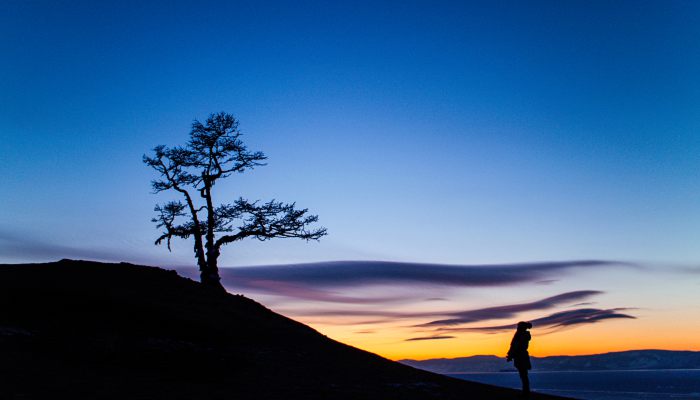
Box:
400;350;700;373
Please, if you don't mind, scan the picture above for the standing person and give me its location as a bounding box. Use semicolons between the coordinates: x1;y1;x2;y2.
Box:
507;321;533;397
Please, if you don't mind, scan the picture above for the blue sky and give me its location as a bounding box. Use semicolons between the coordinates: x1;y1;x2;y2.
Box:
2;0;699;268
3;0;700;359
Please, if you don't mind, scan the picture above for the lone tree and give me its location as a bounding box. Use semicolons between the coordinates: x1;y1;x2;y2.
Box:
144;112;326;291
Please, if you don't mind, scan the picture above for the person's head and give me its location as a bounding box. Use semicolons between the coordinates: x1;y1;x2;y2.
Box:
516;321;532;332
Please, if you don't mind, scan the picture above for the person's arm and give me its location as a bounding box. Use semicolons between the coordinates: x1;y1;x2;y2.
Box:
506;336;516;361
508;333;524;359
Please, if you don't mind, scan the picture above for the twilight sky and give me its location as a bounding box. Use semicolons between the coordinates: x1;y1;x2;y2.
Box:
2;1;700;359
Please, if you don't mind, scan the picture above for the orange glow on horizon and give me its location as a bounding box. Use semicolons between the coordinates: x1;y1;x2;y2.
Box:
292;312;700;361
254;266;700;362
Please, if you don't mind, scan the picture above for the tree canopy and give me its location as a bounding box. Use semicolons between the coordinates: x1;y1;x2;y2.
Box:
144;112;326;290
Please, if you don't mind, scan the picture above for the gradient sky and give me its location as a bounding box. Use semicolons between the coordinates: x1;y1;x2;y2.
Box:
2;1;700;360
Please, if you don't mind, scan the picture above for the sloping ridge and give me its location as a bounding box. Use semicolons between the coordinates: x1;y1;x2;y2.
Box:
0;260;566;399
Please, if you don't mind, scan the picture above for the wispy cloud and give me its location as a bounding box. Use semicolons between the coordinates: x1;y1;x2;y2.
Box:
284;291;614;332
419;290;603;327
175;260;631;304
217;260;627;288
228;279;409;304
405;335;456;342
443;308;636;333
0;229;157;264
676;266;700;274
179;261;636;336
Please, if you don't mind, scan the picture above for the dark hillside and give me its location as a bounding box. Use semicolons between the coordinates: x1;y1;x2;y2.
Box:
0;260;568;399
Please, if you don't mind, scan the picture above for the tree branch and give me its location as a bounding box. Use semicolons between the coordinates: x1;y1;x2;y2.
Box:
214;198;327;250
152;201;200;251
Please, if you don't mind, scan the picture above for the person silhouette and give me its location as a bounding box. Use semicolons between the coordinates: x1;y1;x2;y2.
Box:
506;321;532;397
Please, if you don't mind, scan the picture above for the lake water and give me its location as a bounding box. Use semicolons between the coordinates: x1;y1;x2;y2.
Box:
450;369;700;399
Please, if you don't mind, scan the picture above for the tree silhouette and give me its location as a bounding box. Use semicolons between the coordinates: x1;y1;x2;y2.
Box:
144;112;326;291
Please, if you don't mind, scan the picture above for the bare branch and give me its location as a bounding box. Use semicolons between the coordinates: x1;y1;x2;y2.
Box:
152;201;199;251
214;198;327;249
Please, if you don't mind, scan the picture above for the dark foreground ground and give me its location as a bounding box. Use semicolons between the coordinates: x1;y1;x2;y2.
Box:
0;259;570;400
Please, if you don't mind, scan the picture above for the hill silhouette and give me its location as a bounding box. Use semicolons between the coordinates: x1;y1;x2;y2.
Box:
0;259;568;399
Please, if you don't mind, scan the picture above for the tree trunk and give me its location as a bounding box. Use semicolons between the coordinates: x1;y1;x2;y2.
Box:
201;180;224;292
201;256;224;292
200;271;224;291
204;243;223;291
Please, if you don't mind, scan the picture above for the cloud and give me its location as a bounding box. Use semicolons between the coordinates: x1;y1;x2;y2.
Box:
0;229;158;264
281;291;609;332
405;335;456;341
178;260;630;304
444;308;636;333
175;260;629;303
177;267;413;304
181;260;635;336
676;266;700;274
419;290;603;327
228;279;409;304
217;260;626;288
